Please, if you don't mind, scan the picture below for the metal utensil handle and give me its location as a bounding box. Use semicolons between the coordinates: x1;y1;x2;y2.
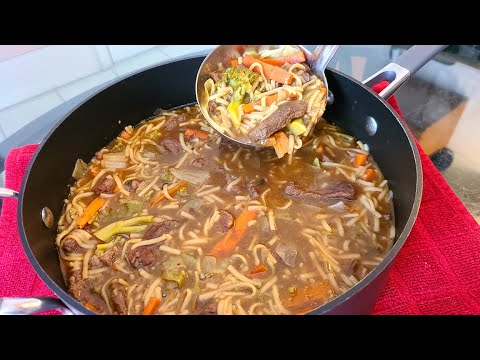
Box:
0;187;19;198
363;45;448;100
311;45;341;73
0;297;73;315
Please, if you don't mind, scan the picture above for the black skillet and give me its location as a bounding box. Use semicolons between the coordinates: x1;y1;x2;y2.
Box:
0;45;446;314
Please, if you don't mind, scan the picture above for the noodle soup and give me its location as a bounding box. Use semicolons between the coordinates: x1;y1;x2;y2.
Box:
56;105;394;315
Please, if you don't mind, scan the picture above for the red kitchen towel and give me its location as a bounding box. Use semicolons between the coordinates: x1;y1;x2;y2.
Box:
1;85;479;314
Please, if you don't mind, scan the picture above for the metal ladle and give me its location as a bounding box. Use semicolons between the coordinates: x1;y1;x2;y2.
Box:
195;45;340;147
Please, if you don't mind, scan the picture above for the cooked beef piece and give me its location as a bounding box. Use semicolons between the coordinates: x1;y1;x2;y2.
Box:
68;272;88;300
248;100;308;142
247;177;268;198
301;71;311;82
111;285;127;315
92;177;115;195
213;210;235;233
162;137;182;154
208;100;218;114
201;303;217;315
127;247;155;268
61;238;80;253
99;246;118;267
164;113;186;131
125;179;140;192
192;158;207;168
210;71;224;82
284;181;355;206
89;255;103;269
143;220;180;240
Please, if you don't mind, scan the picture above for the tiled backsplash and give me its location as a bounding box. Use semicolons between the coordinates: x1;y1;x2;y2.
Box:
0;45;215;141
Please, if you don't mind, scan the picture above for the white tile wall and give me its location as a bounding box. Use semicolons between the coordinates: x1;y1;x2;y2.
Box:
0;91;64;137
0;45;102;109
111;47;171;77
0;45;216;143
108;45;157;62
57;69;117;101
94;45;113;69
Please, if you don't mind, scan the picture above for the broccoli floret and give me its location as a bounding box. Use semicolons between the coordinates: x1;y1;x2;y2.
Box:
221;67;259;128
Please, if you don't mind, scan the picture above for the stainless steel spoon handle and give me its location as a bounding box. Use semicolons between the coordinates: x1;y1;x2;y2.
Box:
0;297;73;315
311;45;341;73
0;188;19;198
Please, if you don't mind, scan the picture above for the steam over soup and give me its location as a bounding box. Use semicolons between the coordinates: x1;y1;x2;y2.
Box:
56;104;394;315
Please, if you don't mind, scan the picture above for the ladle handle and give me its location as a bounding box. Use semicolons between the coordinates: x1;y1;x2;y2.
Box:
311;45;341;73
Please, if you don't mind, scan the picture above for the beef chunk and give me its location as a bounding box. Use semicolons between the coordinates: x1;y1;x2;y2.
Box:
164;113;186;131
192;158;207;168
89;255;103;269
209;71;224;82
143;220;180;240
125;179;140;192
99;246;118;267
162;137;182;154
284;181;356;206
208;100;218;114
92;177;115;195
68;272;88;300
61;237;80;253
248;100;308;142
127;247;156;269
201;303;217;315
213;210;235;234
111;285;127;315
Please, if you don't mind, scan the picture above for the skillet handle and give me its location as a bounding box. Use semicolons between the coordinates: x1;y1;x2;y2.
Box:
0;188;19;199
0;297;73;315
362;45;448;100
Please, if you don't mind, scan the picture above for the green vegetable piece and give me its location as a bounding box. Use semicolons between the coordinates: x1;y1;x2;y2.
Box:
287;118;307;136
177;187;189;197
94;216;154;242
160;172;175;184
162;268;187;288
146;130;161;141
312;158;320;167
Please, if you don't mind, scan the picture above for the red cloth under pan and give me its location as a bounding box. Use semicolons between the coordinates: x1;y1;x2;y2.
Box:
1;81;479;315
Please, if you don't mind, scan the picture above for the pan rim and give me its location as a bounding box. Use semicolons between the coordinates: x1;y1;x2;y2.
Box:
17;57;422;316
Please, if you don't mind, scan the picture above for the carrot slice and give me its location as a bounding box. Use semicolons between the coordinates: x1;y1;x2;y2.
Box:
84;302;98;312
142;297;161;315
120;131;131;140
355;154;367;167
209;207;257;258
364;169;377;182
90;168;100;177
76;197;106;228
273;132;289;158
185;128;209;140
151;181;188;206
260;51;306;66
283;281;332;309
248;263;267;275
242;55;294;85
230;59;239;67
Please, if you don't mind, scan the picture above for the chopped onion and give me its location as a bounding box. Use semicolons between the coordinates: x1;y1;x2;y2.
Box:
72;159;88;180
103;152;127;162
170;167;210;185
180;198;205;213
275;242;297;267
328;201;346;212
102;160;128;169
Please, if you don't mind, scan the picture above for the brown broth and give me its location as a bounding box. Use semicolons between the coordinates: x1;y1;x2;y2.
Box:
56;104;394;315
